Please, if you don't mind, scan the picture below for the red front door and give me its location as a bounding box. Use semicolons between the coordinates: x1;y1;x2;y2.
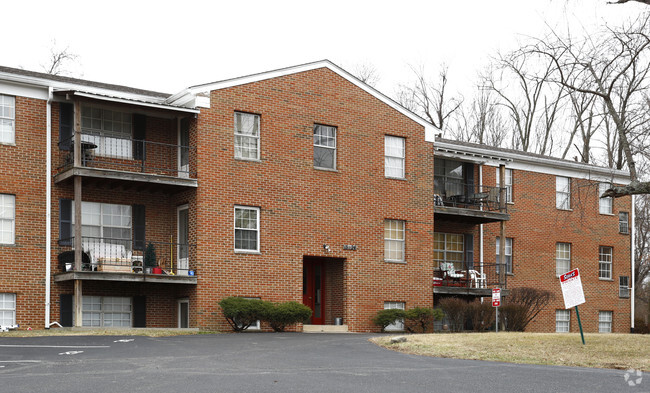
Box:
303;258;325;325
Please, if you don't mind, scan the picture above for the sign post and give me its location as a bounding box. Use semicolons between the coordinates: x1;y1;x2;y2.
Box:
559;268;586;345
492;288;501;333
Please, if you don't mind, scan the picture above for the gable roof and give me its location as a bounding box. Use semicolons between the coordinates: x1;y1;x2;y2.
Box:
166;60;439;140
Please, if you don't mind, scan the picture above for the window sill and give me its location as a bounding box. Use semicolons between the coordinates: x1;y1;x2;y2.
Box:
599;213;615;216
234;250;261;255
557;208;573;212
0;243;17;247
385;176;406;181
598;278;614;281
0;142;16;147
314;166;339;173
235;157;261;163
384;259;406;264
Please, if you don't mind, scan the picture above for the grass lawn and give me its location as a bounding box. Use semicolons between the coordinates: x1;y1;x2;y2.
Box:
371;332;650;371
0;328;216;338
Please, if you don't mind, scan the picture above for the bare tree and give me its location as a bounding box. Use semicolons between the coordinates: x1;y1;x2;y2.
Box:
449;88;509;146
352;63;380;87
41;40;79;76
395;64;463;132
635;194;650;290
529;14;650;197
608;0;650;5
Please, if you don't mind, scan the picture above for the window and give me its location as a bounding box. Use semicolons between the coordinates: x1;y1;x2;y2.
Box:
0;194;15;244
82;296;131;327
496;237;513;274
385;135;405;179
556;176;571;210
81;105;132;158
598;246;613;279
313;124;336;169
619;276;630;298
72;202;132;249
598;311;612;333
619;212;629;234
0;94;15;144
0;293;16;326
434;158;465;197
599;183;613;214
496;168;513;203
234;112;260;160
555;309;570;333
556;243;571;276
434;232;464;270
235;297;261;330
234;206;260;252
384;301;405;331
384;220;405;262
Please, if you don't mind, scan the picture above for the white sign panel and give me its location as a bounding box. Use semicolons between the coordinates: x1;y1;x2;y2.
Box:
492;288;501;307
560;268;585;309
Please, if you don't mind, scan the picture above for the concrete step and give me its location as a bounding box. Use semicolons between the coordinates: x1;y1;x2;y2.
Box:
302;324;349;333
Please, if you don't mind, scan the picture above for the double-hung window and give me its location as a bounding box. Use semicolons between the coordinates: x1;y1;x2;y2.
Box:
234;112;260;160
0;94;15;144
598;311;612;333
556;176;571;210
555;309;570;333
0;194;15;245
434;232;464;270
81;105;132;159
384;220;405;262
496;237;513;274
599;183;613;214
496;168;513;203
384;301;405;331
72;202;132;250
82;296;131;327
619;276;630;298
598;246;613;279
385;136;405;179
234;206;260;252
556;242;571;276
313;124;336;170
619;212;629;234
0;293;16;326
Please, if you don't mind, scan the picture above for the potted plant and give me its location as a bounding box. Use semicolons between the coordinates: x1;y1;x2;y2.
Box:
144;243;157;274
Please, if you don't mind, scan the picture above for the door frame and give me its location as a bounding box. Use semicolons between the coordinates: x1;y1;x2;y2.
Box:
303;257;326;325
177;118;190;178
177;298;189;328
177;204;189;275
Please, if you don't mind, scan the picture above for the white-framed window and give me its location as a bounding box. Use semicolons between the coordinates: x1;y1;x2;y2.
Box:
82;296;131;327
555;309;570;333
496;237;513;274
598;246;613;279
0;94;15;144
81;105;132;159
313;124;336;170
384;301;405;331
556;242;571;276
72;202;132;249
619;212;629;234
598;311;612;333
234;206;260;252
619;276;630;298
384;219;405;262
236;297;261;330
234;112;260;160
556;176;571;210
385;135;405;179
434;232;464;270
0;194;15;245
599;183;613;214
496;168;513;203
0;293;16;326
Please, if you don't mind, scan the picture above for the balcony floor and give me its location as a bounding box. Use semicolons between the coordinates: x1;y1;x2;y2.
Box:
435;206;510;224
433;286;509;296
54;166;197;190
54;271;197;284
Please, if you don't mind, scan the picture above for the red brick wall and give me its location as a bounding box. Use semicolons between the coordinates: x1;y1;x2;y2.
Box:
482;165;632;332
0;96;47;329
193;67;435;332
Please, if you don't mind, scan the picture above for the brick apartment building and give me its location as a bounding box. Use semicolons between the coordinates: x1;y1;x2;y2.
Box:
0;61;635;333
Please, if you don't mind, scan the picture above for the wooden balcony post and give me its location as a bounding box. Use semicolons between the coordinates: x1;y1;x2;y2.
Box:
499;164;506;287
73;101;83;327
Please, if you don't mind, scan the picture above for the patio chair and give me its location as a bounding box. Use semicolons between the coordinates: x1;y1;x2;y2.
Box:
440;262;464;280
468;270;486;288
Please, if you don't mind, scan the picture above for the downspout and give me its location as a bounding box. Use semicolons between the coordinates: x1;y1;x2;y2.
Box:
45;86;52;328
479;166;484;286
631;194;636;332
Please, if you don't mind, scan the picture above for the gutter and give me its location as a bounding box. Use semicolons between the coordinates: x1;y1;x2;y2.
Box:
45;86;52;328
631;194;636;332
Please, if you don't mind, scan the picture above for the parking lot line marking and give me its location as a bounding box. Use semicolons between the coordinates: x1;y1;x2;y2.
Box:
0;360;43;363
0;345;109;349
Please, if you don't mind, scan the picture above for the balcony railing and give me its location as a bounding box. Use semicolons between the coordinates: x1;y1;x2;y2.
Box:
58;132;196;178
58;236;197;277
434;183;507;212
434;260;505;289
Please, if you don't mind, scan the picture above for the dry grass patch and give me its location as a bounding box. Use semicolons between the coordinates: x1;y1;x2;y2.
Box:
0;328;215;338
371;333;650;371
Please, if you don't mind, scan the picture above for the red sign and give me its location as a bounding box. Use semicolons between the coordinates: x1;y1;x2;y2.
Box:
492;288;501;307
559;268;585;309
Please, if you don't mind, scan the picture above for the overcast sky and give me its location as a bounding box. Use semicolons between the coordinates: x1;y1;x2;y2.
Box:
1;1;643;98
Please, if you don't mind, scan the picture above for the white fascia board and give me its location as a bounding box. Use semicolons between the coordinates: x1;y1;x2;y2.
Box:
183;60;437;139
0;79;49;100
67;91;200;114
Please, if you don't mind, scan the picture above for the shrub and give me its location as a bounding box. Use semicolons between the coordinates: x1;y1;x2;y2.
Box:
263;301;312;332
466;300;495;332
372;309;406;332
219;297;271;332
501;287;553;331
144;243;157;268
404;307;443;333
498;304;528;331
634;318;649;334
439;297;466;332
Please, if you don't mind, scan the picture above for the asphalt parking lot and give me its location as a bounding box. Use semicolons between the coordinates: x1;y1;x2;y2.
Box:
0;333;646;393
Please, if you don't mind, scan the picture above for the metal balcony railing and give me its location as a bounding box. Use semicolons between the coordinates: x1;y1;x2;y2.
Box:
58;236;197;277
434;182;508;212
434;260;505;289
58;132;196;178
